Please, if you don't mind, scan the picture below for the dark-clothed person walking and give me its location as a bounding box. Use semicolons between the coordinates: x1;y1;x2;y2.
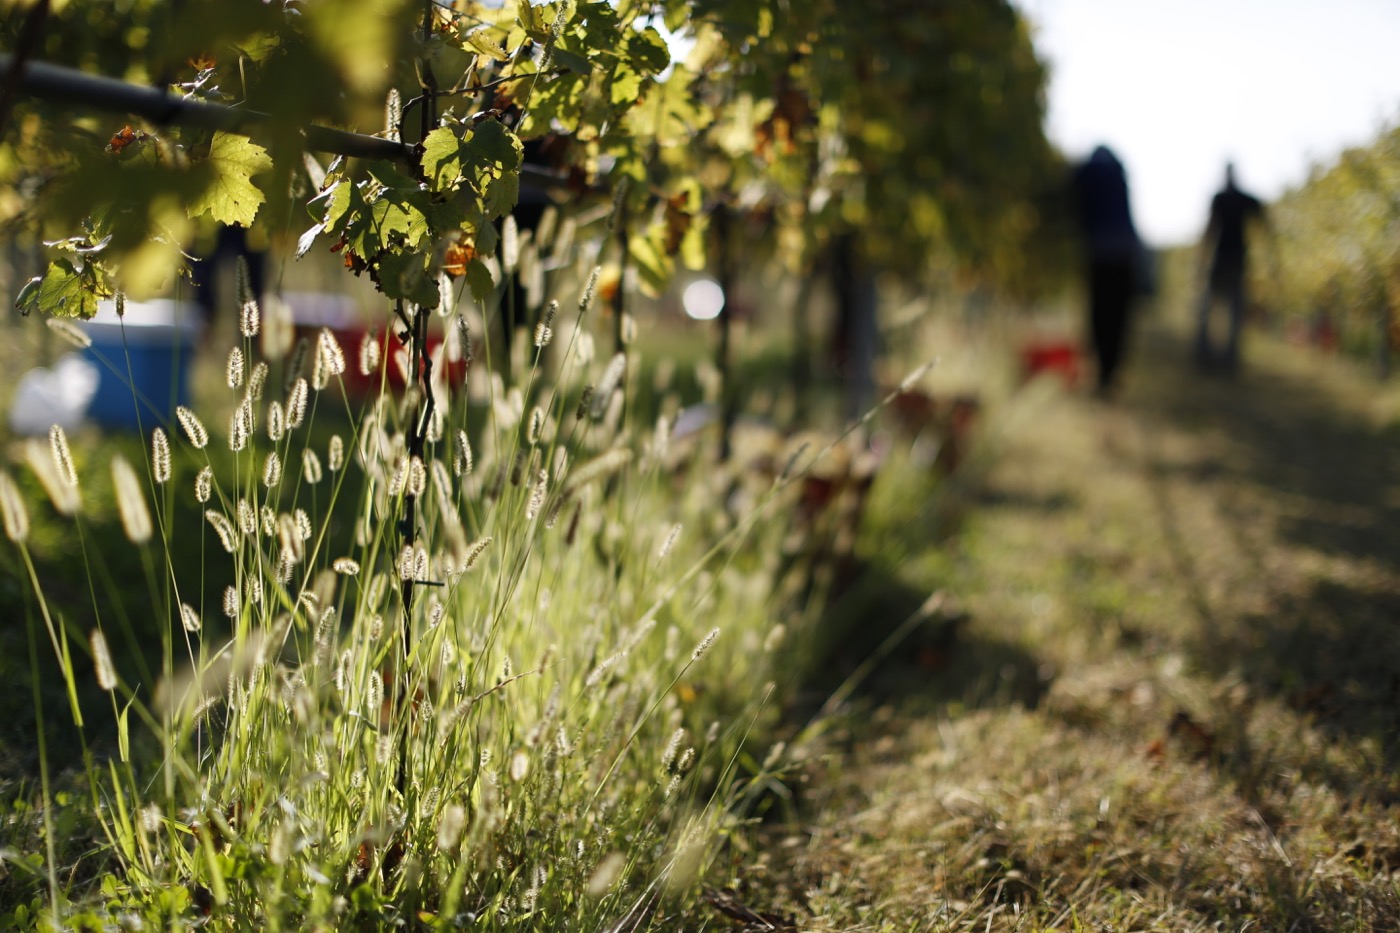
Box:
1197;163;1264;372
1073;145;1141;394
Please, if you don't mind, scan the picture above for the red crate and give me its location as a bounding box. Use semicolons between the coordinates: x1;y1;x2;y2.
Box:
1019;340;1080;387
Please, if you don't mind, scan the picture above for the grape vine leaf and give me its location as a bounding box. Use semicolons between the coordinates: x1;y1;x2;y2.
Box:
463;28;511;62
20;259;100;319
623;27;670;75
625;66;710;147
464;258;496;303
610;66;643;106
629;231;672;298
421;121;523;207
187;132;273;227
376;250;440;309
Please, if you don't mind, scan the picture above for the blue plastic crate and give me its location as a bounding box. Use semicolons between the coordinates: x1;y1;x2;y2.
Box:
80;300;203;431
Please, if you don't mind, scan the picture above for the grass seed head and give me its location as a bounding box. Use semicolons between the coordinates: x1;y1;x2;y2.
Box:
384;86;401;140
237;498;255;535
239;296;260;339
111;454;152;544
204;509;235;551
223;585;238;618
332;556;360;575
49;425;78;488
248;360;269;401
658;522;682;560
691;628;720;663
575;384;595;421
662;727;685;771
193;465;211;501
46;317;91;349
263;451;282;488
313;327;345;388
176;406;208;449
502;214;520;274
302;449;323;485
329;435;345;472
229;400;252;452
276;549;295;583
149;427;171;484
527;406;544;445
91;628;117;690
287;378;309;428
408;456;426;497
266;401;285;441
0;470;30;542
294;509;311;541
456;315;472;364
366;670;383;717
544;492;567;529
227;346;245;389
26;439;79;515
358;330;381;377
527;469;548;519
179;603;201;633
335;649;351;696
453;430;473;476
463;536;492;570
389;456;408;496
579;265;601;315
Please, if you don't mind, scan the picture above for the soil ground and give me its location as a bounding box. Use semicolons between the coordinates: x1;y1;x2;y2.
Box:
721;315;1400;931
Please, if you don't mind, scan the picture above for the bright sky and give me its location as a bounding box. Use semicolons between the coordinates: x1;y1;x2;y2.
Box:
1018;0;1400;246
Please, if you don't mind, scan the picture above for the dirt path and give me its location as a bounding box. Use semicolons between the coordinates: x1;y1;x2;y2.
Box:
738;323;1400;931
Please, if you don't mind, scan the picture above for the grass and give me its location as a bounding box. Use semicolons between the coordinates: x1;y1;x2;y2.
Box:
706;308;1400;931
0;232;874;929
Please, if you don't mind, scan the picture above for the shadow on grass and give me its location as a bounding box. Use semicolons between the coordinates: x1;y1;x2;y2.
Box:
791;560;1051;725
1131;328;1400;766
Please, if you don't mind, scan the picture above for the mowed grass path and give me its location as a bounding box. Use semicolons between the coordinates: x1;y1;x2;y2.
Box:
742;320;1400;931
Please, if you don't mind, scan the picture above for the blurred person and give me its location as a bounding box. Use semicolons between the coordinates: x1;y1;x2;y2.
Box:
1072;144;1141;395
1197;162;1265;372
191;224;266;326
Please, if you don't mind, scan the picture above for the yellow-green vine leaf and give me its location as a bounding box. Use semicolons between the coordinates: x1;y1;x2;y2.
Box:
464;258;497;304
630;230;673;298
22;260;100;319
188;132;273;227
